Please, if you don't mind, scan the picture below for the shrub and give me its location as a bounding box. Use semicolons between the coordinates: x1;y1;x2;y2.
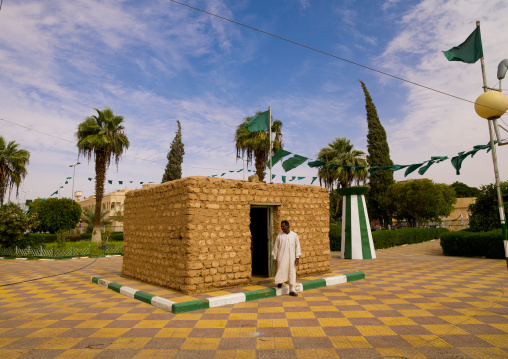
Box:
468;182;508;232
372;228;449;249
110;232;123;241
65;234;83;242
329;224;341;251
0;204;34;248
440;229;505;259
81;233;92;240
25;233;57;247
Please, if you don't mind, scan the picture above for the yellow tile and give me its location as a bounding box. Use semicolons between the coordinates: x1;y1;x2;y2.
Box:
282;301;307;307
372;325;397;336
422;324;467;335
75;320;113;328
213;350;236;359
134;320;168;328
26;328;70;337
116;313;150;321
380;299;409;304
256;337;275;349
90;328;130;337
341;311;374;318
102;307;132;313
257;319;288;328
0;338;18;348
1;349;36;358
286;312;315;319
199;338;221;350
222;328;240;338
62;313;98;320
180;338;202;350
477;334;508;347
296;349;318;358
234;349;256;359
309;306;339;312
347;336;373;348
36;337;84;350
397;309;432;317
317;318;352;327
229;313;257;320
274;337;294;349
331;300;358;306
18;320;57;328
401;335;429;347
315;348;339;358
172;328;193;337
194;320;227;328
290;327;309;337
108;337;152;349
55;349;102;358
306;296;328;301
350;295;375;300
306;327;327;337
174;313;202;321
439;316;482;325
379;317;417;326
491;324;508;333
361;304;393;311
377;348;405;357
9;313;46;321
356;326;379;336
258;307;284;313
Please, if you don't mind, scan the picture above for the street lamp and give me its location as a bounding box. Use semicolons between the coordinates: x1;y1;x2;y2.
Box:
69;162;81;200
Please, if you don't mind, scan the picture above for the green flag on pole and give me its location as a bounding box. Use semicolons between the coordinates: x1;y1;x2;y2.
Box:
247;110;270;132
282;155;308;172
443;26;483;63
267;149;291;169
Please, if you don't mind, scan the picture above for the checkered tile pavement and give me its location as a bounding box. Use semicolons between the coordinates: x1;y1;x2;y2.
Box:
1;240;507;358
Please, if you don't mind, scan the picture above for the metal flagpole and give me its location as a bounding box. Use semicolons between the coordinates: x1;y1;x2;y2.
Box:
269;106;272;183
477;20;507;268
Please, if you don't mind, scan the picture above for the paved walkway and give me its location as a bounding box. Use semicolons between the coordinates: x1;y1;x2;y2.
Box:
1;240;507;358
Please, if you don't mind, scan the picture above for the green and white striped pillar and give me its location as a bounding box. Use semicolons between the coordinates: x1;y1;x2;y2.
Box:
337;186;376;260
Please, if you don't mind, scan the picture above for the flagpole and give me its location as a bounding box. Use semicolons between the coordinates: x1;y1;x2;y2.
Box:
269;106;272;183
476;20;507;268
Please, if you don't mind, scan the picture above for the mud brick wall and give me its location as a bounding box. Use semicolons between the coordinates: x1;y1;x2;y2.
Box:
122;176;330;294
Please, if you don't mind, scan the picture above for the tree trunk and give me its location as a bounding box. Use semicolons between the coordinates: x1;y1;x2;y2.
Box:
254;149;267;182
92;152;107;243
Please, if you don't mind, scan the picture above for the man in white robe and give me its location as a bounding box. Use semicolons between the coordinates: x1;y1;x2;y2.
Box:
272;220;301;296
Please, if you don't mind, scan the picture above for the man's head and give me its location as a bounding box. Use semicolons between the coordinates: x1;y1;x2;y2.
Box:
281;220;290;233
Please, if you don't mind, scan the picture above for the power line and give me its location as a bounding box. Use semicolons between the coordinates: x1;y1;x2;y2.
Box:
167;0;478;106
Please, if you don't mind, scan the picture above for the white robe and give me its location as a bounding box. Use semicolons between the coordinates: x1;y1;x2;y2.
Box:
272;230;301;290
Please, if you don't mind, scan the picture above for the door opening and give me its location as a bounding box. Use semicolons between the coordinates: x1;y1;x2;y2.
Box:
250;207;269;277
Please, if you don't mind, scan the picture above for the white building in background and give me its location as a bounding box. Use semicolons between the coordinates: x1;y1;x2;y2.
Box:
76;185;157;232
77;189;132;232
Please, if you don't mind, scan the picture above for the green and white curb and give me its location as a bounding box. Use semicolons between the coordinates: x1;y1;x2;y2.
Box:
91;271;365;314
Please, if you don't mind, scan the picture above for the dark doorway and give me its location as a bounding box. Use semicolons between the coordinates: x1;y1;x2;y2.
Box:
250;207;269;276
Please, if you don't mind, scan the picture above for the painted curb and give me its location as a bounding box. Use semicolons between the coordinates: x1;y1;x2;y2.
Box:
90;271;365;314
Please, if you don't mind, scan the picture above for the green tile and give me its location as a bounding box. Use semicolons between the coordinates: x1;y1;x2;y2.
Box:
245;288;276;301
302;279;326;291
345;271;365;282
172;299;209;313
108;282;123;293
134;291;156;304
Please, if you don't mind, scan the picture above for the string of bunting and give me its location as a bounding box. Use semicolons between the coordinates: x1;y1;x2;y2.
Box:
266;140;499;176
208;168;318;184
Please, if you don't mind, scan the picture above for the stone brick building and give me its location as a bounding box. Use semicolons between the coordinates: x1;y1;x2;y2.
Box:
122;176;330;294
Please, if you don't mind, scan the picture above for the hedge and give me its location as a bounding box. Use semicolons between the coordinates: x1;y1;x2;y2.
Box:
329;224;341;251
372;228;449;249
329;226;449;252
440;229;505;259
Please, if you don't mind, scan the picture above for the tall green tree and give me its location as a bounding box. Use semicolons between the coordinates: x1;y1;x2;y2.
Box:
450;181;481;198
468;182;508;232
386;179;456;227
359;80;394;228
80;208;113;233
34;198;82;235
0;137;30;204
234;112;283;182
316;137;368;190
76;108;129;243
162;120;185;183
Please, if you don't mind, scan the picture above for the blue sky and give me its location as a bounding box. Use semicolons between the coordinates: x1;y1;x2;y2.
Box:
1;0;508;203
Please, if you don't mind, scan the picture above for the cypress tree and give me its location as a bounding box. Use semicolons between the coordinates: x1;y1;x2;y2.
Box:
162;120;185;183
359;80;394;227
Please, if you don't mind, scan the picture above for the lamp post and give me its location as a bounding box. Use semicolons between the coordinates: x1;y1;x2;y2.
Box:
69;162;81;200
474;89;508;269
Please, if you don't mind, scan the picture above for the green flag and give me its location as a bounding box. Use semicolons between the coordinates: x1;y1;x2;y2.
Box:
247;110;270;132
282;155;308;172
267;149;291;169
443;26;483;64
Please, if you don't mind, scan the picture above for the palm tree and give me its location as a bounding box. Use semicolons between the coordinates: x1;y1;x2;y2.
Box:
0;137;30;204
76;108;129;242
80;208;113;233
234;112;283;182
316;137;368;190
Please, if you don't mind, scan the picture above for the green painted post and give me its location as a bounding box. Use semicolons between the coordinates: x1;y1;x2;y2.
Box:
72;246;74;256
53;246;55;259
89;244;91;257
